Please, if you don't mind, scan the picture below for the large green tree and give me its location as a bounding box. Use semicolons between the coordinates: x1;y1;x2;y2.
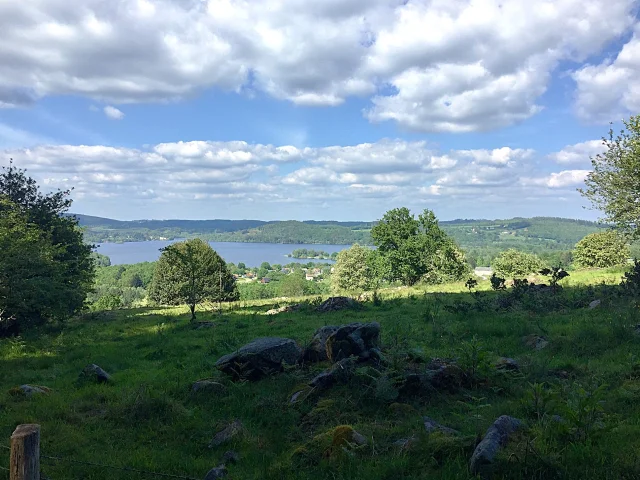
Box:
580;115;640;237
371;207;467;286
331;244;376;293
0;162;95;333
573;231;630;268
148;239;238;320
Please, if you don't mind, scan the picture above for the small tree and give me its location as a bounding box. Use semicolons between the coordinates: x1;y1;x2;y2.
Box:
580;115;640;238
331;244;375;293
148;239;238;321
573;230;630;268
492;249;544;278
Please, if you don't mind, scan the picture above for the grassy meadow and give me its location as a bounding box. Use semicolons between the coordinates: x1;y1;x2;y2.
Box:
2;267;640;479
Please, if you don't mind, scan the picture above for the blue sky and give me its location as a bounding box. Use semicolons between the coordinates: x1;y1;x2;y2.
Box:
1;0;639;222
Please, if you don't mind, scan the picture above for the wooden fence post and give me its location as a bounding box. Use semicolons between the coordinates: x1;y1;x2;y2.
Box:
10;424;40;480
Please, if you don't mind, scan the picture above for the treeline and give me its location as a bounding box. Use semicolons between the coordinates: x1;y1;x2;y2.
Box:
287;249;339;259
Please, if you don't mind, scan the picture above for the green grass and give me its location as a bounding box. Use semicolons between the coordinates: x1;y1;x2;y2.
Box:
2;268;640;479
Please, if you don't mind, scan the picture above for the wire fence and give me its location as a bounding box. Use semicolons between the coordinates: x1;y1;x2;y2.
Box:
1;444;200;480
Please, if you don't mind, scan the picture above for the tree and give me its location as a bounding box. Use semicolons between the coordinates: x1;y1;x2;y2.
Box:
278;270;308;297
0;162;95;333
148;239;238;321
580;115;640;237
573;230;630;268
331;244;375;293
491;249;544;278
370;207;467;286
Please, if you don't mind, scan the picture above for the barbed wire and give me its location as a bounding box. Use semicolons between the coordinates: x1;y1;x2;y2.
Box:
1;444;199;480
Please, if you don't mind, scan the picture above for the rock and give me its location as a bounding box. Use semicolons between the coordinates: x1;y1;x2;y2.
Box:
203;465;227;479
391;436;417;451
309;357;357;391
209;420;244;448
423;417;460;435
588;299;601;309
288;387;311;404
325;322;380;362
495;357;520;372
424;358;465;392
469;415;524;475
222;450;239;464
303;326;339;362
191;380;227;395
316;296;359;313
523;334;549;351
266;304;301;315
10;384;51;397
80;364;111;383
215;337;302;380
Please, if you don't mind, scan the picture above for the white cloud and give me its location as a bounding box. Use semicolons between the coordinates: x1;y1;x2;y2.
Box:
522;169;590;188
1;138;596;217
0;0;636;132
103;105;124;120
547;140;605;166
573;25;640;122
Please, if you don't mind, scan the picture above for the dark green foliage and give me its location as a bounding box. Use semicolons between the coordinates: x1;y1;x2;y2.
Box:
490;273;507;291
91;252;112;267
573;230;630;268
148;239;238;320
621;259;640;293
371;208;468;286
580;115;640;237
0;162;95;334
540;267;570;289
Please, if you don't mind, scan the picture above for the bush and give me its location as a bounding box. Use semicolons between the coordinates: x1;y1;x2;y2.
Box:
331;244;376;293
573;230;630;268
492;249;544;278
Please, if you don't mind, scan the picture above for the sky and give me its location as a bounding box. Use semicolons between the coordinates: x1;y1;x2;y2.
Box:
0;0;639;222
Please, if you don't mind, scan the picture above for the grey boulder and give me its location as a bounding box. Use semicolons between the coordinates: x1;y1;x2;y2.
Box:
216;337;302;380
469;415;524;475
80;364;111;383
325;322;380;362
303;326;339;362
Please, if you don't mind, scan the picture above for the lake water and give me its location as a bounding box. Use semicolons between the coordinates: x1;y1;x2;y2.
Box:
96;240;349;267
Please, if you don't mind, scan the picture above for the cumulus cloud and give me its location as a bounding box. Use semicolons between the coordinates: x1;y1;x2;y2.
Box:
547;140;605;166
1;138;595;220
573;25;640;122
0;0;636;132
523;170;590;188
103;105;124;120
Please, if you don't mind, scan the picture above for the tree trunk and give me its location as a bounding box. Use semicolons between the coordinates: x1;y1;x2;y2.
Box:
189;304;196;322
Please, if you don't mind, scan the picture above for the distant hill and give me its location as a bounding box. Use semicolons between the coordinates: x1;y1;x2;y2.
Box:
73;214;605;258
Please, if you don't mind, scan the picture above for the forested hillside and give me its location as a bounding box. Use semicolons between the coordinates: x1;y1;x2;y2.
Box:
76;214;606;266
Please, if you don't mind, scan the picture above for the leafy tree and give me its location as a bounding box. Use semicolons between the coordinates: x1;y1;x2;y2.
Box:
492;249;544;278
370;207;467;286
331;244;375;293
0;162;95;333
573;231;630;268
260;262;271;270
580;115;640;237
148;239;238;321
278;270;307;297
91;252;112;267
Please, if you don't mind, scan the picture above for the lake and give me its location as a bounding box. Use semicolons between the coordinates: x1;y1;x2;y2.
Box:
96;240;349;267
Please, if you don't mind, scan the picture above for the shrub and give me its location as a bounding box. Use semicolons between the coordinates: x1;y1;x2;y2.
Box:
492;249;544;278
573;230;630;268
